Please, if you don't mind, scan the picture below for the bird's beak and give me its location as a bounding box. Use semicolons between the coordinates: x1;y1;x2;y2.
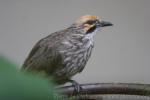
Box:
96;20;113;27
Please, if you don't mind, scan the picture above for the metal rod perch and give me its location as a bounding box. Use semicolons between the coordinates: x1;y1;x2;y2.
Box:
57;83;150;96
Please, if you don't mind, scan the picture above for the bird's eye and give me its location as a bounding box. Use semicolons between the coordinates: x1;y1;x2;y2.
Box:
86;20;95;25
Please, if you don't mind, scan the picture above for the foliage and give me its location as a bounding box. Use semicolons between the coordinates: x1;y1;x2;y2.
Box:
0;56;59;100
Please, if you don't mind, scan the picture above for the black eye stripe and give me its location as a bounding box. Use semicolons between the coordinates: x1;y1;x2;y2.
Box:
86;25;96;34
86;20;96;25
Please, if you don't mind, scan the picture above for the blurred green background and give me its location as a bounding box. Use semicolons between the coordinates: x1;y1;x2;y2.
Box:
0;56;59;100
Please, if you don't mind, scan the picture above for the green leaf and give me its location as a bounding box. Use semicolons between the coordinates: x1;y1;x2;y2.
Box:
0;56;59;100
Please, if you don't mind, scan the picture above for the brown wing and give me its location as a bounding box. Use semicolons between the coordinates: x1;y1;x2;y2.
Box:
22;37;63;75
22;40;42;69
22;29;71;75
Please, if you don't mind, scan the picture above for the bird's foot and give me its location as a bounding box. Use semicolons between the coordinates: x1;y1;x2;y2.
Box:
69;80;82;94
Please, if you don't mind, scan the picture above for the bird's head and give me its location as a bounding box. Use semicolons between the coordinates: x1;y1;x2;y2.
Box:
72;15;113;34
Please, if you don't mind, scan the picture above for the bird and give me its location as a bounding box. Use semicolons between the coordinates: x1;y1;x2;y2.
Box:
22;15;113;90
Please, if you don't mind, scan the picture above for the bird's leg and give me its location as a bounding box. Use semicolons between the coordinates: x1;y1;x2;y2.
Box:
69;80;82;93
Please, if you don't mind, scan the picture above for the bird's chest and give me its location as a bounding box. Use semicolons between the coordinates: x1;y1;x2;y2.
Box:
59;38;94;76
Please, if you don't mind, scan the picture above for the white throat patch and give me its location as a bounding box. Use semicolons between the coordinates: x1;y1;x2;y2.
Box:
83;28;100;47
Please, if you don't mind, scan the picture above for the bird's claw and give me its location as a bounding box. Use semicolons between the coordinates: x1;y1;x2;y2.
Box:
70;80;82;94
